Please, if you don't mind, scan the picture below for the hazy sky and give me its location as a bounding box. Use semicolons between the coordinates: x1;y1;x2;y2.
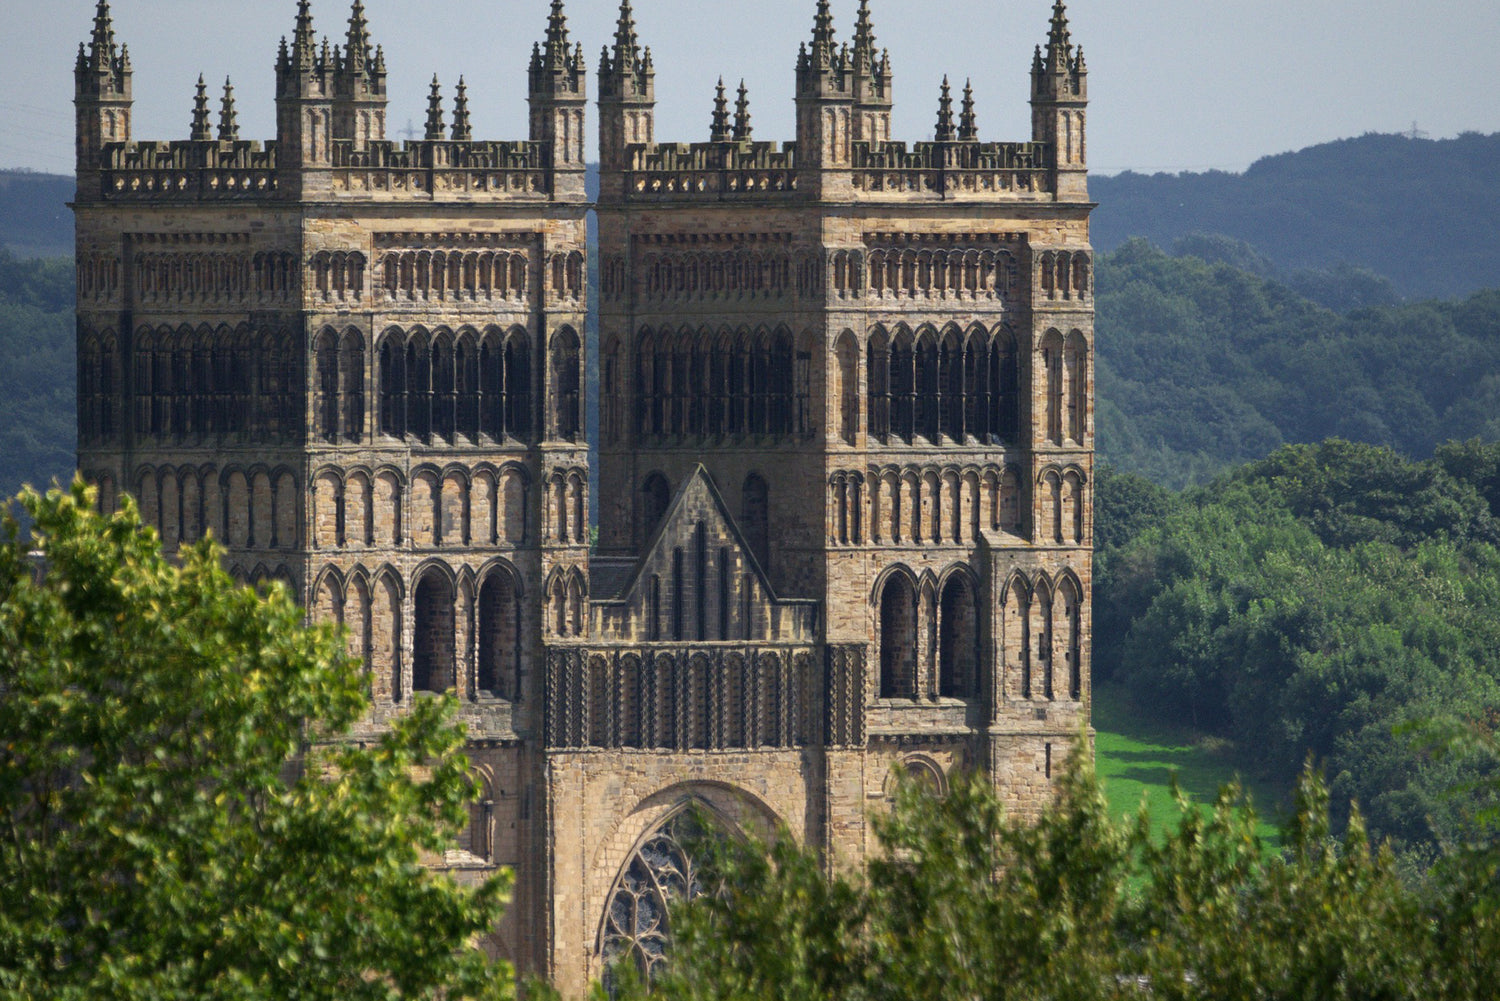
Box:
3;0;1498;177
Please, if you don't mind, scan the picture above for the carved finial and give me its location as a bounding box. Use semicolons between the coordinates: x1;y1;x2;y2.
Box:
345;0;371;74
811;0;835;58
612;0;639;66
119;43;130;74
545;0;570;67
959;78;977;141
218;77;239;142
319;37;333;74
451;77;472;142
935;76;955;142
709;78;731;142
853;0;876;65
293;0;316;66
425;74;445;141
190;75;213;141
89;0;118;71
374;44;386;76
734;80;752;142
1073;46;1087;74
1048;0;1072;55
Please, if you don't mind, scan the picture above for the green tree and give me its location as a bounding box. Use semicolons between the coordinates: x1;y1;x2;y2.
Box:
603;751;1455;1001
0;482;512;1001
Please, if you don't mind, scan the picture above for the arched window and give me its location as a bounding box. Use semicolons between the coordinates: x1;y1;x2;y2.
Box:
480;329;504;439
639;473;671;550
171;332;190;438
990;327;1020;442
478;570;520;699
749;332;771;435
456;335;479;441
835;331;858;445
551;327;581;441
742;474;769;570
79;335;100;443
915;328;940;443
412;571;456;694
506;330;533;441
340;331;364;442
407;336;431;441
890;328;915;442
729;334;750;435
867;327;890;442
669;333;689;434
600;810;719;990
770;331;795;436
99;334;118;440
1065;330;1088;444
134;330;154;436
315;330;338;442
939;328;964;443
939;575;979;699
1042;330;1065;445
964;330;987;442
379;334;406;437
1058;576;1083;702
708;333;730;436
153;332;172;436
879;574;917;699
431;333;455;442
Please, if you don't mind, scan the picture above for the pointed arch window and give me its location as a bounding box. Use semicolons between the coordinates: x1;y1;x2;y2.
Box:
600;810;719;990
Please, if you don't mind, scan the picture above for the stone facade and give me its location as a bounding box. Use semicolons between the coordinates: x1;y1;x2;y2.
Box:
74;0;1093;994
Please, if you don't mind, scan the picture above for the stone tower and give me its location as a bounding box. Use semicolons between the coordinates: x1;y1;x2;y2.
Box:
75;1;1093;994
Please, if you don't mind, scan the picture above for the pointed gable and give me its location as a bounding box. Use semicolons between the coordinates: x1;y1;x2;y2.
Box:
591;466;817;644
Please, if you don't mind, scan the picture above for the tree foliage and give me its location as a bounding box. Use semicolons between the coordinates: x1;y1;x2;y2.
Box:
1097;240;1500;488
605;749;1496;1001
0;482;512;1001
1096;441;1500;856
1091;131;1500;301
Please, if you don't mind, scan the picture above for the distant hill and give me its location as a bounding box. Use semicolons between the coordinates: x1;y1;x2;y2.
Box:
1097;240;1500;487
1091;131;1500;301
0;171;74;260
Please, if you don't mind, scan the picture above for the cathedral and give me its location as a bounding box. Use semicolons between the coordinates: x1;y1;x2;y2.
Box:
72;0;1094;992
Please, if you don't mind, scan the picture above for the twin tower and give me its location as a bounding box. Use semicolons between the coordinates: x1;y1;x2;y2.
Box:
73;0;1094;991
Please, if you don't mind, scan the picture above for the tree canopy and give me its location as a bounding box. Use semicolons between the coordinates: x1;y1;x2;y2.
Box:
1097;240;1500;487
1096;441;1500;858
0;482;512;1001
601;749;1500;1001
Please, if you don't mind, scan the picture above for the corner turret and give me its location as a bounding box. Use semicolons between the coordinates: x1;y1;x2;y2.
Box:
1031;0;1088;199
598;0;655;189
332;0;387;149
795;0;857;190
529;0;588;197
850;0;892;144
276;1;336;194
74;0;133;200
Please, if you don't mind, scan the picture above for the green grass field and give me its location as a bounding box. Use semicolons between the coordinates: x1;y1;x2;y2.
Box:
1093;683;1285;846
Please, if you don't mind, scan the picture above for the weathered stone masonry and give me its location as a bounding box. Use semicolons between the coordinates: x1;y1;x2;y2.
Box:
74;0;1093;993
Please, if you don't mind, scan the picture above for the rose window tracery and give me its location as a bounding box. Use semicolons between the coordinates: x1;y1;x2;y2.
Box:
600;809;713;987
